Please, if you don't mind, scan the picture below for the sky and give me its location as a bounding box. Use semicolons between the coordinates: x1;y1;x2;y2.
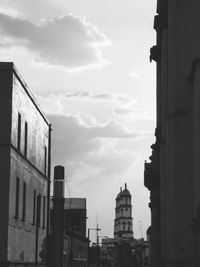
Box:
0;0;157;241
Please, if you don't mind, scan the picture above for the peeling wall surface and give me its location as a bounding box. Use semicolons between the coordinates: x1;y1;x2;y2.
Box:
0;62;50;264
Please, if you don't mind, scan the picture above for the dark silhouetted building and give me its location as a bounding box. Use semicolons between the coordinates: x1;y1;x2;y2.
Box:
145;1;200;266
0;62;51;266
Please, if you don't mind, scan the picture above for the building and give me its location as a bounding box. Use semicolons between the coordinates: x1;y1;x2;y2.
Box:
50;198;88;267
87;184;135;267
64;198;87;237
112;184;135;267
64;198;88;267
133;238;150;267
95;185;150;267
145;1;200;266
101;238;116;267
114;183;133;240
0;62;51;266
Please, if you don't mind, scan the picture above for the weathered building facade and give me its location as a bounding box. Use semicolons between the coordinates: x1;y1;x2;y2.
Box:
145;1;200;266
0;62;51;266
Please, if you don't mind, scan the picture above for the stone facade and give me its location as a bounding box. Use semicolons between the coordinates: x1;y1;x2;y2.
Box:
145;1;200;266
0;62;51;265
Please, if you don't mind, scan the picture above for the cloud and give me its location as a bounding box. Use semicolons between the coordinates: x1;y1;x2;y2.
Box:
113;106;156;122
36;92;135;118
48;114;146;177
84;142;141;177
89;121;138;139
63;91;133;104
48;113;152;229
0;12;111;69
129;71;140;78
113;107;138;116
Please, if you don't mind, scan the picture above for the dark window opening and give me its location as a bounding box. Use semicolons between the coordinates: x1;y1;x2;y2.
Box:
42;196;46;229
123;221;126;231
44;146;47;176
22;182;26;221
32;190;36;225
121;209;123;217
36;194;41;227
17;113;21;151
24;122;28;157
15;177;20;218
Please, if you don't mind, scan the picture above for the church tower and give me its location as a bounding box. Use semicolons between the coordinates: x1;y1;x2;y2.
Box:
114;183;133;239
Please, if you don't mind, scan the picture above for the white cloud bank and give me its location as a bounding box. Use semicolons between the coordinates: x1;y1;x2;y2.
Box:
49;114;144;163
0;12;110;69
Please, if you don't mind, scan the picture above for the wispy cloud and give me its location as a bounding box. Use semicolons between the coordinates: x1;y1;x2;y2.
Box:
62;91;133;104
0;13;111;69
113;107;137;116
49;114;148;166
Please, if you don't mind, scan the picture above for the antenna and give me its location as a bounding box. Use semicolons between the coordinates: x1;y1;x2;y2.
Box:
97;224;99;245
96;214;99;245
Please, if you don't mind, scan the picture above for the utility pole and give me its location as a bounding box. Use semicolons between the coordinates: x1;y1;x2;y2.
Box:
96;224;99;246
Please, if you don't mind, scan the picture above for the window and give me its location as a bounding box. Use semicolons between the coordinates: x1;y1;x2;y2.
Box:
15;177;20;218
32;190;36;225
121;209;123;217
24;122;28;157
17;113;21;151
36;194;41;227
22;182;26;221
123;221;126;231
42;196;46;229
44;146;47;176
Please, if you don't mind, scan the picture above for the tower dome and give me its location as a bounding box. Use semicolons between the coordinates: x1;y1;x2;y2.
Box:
120;183;131;196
